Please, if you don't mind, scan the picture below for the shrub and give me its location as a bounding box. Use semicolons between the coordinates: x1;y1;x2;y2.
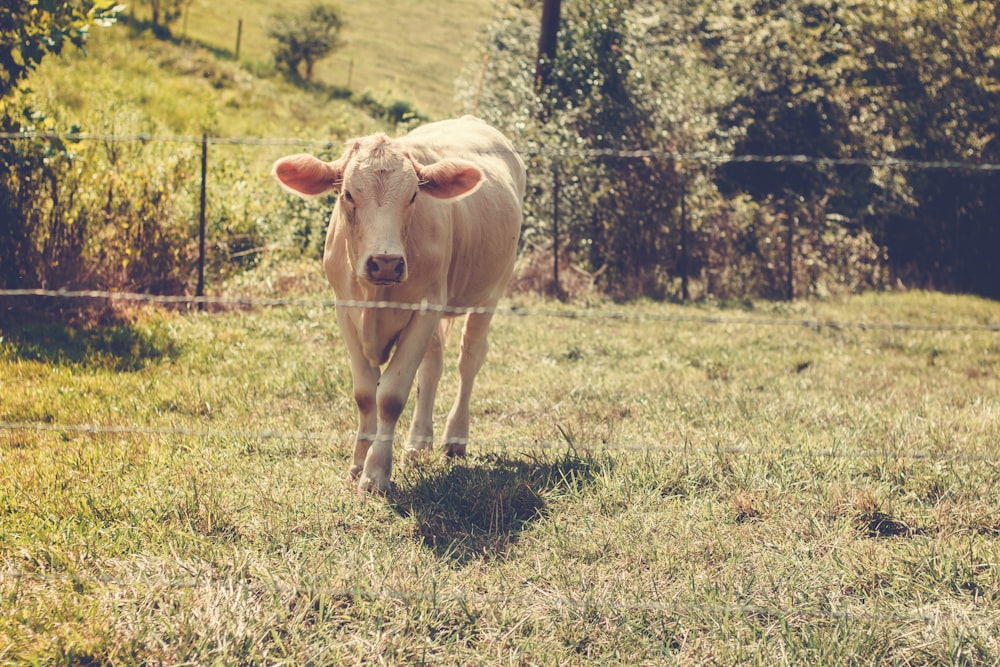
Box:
0;102;196;296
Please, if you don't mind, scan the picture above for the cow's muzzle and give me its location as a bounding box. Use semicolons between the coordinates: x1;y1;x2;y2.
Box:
365;254;406;284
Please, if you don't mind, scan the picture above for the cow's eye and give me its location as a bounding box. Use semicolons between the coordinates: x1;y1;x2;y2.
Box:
342;190;354;203
409;191;418;206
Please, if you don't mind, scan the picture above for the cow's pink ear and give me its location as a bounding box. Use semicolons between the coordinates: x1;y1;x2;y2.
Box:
272;154;344;197
415;158;483;199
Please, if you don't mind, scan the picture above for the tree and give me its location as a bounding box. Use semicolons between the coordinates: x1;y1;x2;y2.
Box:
0;1;122;100
268;4;343;83
1;1;123;291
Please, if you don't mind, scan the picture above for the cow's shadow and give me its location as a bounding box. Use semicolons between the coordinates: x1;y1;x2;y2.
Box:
391;450;605;565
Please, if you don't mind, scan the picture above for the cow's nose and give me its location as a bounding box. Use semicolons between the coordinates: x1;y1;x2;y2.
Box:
366;254;406;283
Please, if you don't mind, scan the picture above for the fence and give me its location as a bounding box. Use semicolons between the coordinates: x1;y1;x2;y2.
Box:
3;130;1000;302
2;129;999;445
2;285;998;463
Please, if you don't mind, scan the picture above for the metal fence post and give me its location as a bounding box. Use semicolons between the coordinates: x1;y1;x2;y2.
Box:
196;133;208;310
786;210;795;301
680;168;690;302
551;158;562;298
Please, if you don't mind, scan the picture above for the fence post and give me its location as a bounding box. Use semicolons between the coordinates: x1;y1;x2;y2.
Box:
679;168;690;302
551;158;561;298
786;210;795;301
235;19;243;60
196;133;208;311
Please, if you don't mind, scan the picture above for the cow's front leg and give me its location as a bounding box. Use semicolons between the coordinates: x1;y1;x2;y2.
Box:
344;340;380;482
359;311;443;493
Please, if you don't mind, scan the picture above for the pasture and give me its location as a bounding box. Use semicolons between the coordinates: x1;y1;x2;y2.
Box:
1;287;999;664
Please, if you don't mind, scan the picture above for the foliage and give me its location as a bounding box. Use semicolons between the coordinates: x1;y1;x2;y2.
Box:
714;0;1000;298
268;3;343;83
466;0;998;300
130;0;189;35
0;101;196;295
0;0;122;99
0;18;372;303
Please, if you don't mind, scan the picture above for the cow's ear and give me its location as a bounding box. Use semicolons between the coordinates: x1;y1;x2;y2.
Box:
414;158;483;200
272;153;345;197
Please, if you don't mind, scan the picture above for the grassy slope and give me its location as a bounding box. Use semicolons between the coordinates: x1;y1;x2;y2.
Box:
1;291;999;663
31;27;380;140
172;0;495;119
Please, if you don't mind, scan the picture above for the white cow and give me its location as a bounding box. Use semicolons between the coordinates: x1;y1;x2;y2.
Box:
273;116;525;493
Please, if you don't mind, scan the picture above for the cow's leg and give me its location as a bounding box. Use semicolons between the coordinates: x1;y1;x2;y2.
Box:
359;311;443;493
348;360;379;481
442;311;494;457
339;317;380;482
405;323;445;461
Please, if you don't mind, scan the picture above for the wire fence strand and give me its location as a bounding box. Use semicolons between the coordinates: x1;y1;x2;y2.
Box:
2;420;998;464
5;567;976;628
4;130;1000;171
2;288;998;333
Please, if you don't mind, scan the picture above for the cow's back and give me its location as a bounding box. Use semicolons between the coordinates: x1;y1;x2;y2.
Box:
399;116;525;309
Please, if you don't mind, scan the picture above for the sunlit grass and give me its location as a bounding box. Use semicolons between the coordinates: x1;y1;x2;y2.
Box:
175;0;495;119
2;291;999;663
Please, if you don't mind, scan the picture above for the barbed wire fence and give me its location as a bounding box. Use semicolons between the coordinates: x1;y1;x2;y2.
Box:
4;129;1000;302
2;132;999;630
2;129;999;453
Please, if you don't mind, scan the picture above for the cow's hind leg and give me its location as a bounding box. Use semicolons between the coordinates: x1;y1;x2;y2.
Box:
405;323;447;461
442;312;493;457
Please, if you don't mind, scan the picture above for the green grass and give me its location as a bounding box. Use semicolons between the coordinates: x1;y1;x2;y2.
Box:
2;289;999;664
31;27;380;139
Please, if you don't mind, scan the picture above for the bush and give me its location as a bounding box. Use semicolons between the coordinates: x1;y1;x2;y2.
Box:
463;0;890;301
0;101;196;295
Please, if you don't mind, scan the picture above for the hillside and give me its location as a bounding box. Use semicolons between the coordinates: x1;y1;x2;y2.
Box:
134;0;496;122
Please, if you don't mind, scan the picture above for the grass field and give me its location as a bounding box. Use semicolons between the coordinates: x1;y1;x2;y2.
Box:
1;287;999;664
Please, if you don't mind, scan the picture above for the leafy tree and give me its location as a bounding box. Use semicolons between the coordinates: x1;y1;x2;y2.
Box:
712;0;1000;297
464;0;888;300
268;4;343;82
857;1;1000;297
1;1;123;293
0;1;122;99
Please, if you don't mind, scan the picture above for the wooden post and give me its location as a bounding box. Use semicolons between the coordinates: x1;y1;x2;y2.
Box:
235;19;243;60
535;0;562;92
196;133;208;310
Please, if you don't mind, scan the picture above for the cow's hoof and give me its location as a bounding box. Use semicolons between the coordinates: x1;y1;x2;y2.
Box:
347;464;363;481
443;441;467;458
404;446;432;465
358;474;391;496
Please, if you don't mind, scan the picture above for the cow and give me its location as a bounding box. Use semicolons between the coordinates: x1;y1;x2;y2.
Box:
272;116;525;494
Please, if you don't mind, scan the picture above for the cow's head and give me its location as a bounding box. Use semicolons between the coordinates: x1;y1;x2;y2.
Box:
273;134;482;285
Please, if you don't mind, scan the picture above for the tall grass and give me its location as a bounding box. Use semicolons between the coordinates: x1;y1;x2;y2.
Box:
1;291;998;663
